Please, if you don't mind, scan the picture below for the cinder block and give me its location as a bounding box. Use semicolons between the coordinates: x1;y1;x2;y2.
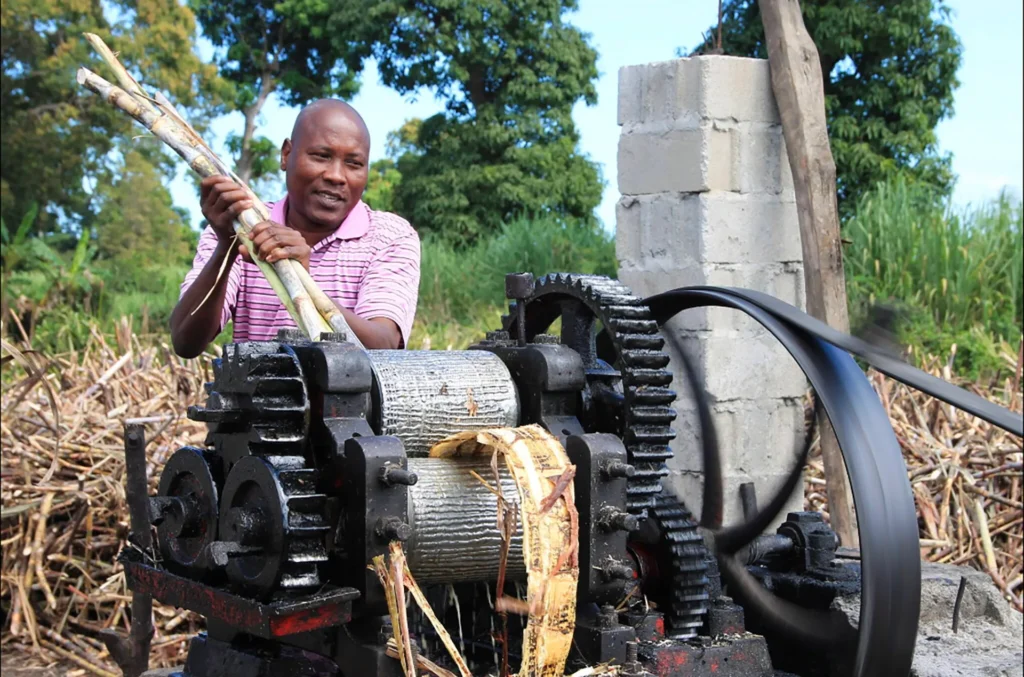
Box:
617;56;779;128
618;65;645;126
671;399;805;475
675;333;808;402
732;122;790;194
667;471;804;530
696;56;780;124
700;191;803;264
618;122;733;195
615;196;642;268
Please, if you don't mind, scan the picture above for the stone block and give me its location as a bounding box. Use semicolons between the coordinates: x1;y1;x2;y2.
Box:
699;191;803;264
667;470;804;530
617;122;733;195
671;398;806;476
675;333;808;402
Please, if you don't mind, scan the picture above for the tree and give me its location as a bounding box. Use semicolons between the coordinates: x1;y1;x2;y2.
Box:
355;0;602;244
1;0;229;235
189;0;377;184
93;149;195;268
690;0;962;213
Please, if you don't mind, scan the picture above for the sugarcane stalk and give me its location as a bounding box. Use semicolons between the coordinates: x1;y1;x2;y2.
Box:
76;65;332;339
294;265;363;348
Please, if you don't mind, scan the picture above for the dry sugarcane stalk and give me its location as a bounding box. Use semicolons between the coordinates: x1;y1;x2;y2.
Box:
430;425;579;677
76;36;345;341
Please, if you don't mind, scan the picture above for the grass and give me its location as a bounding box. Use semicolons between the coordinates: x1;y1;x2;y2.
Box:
843;176;1023;378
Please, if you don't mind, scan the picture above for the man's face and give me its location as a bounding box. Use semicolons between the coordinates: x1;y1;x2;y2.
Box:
281;106;370;231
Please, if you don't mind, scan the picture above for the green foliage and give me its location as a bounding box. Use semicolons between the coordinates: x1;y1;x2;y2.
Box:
363;158;401;213
361;0;603;245
1;0;229;233
92;150;196;267
844;176;1023;378
691;0;962;214
190;0;376;181
411;215;616;348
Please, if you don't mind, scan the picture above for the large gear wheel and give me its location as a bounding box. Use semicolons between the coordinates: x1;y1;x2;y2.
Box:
189;341;310;473
218;454;329;599
502;274;676;513
500;273;711;637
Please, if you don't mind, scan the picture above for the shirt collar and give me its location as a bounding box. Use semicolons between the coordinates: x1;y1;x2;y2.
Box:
269;195;370;245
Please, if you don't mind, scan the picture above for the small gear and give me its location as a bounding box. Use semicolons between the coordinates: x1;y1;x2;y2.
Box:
648;494;710;639
155;446;221;574
218;454;329;599
189;341;310;473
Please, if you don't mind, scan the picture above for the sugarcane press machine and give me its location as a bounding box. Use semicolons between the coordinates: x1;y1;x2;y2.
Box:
114;273;1024;677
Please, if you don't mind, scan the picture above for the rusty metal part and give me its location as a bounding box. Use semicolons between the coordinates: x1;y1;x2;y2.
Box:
121;548;358;640
368;350;520;456
405;457;526;584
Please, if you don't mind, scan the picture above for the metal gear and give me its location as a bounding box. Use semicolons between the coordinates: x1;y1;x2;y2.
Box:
647;495;710;639
501;274;677;513
218;454;329;599
189;341;310;473
154;446;221;574
500;273;711;637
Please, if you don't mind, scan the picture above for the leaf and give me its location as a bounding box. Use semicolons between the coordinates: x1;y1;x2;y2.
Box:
14;202;39;246
70;227;91;277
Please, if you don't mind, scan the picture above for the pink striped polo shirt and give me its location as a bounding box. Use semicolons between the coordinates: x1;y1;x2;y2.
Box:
181;197;420;346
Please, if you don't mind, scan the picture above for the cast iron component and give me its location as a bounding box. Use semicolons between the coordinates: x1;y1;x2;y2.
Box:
368;350;520;456
500;274;678;514
155;446;222;573
216;454;329;598
189;340;311;473
566;433;639;605
405;457;526;585
471;339;589;445
338;435;412;614
632;494;710;640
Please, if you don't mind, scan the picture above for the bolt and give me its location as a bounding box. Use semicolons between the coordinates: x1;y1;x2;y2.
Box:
601;562;635;581
626;641;638;663
223;507;268;546
533;333;560;345
276;327;308;344
603;461;636;479
376;517;412;542
597;603;618;628
505;273;534;347
318;331;348;343
379;464;419;487
599;507;640;533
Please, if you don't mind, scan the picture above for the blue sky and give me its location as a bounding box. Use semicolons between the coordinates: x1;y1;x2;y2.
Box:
169;0;1024;231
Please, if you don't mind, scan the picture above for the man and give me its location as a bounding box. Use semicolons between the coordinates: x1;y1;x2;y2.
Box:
170;100;420;358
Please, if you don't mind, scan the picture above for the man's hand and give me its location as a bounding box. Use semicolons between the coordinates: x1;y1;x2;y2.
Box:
200;175;253;241
242;221;312;271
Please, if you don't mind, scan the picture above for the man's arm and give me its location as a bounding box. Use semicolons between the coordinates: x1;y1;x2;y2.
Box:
170;236;239;358
352;216;421;349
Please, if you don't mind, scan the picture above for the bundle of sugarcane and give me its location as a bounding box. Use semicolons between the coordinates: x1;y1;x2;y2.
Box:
75;34;363;348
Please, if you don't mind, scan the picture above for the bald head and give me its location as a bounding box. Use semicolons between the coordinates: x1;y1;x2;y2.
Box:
290;99;370;153
279;99;371;232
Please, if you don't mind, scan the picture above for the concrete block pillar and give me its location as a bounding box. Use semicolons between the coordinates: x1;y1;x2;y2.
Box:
616;56;807;527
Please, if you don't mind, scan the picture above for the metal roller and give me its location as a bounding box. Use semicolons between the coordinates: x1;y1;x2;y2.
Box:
369;350;520;456
406;457;526;584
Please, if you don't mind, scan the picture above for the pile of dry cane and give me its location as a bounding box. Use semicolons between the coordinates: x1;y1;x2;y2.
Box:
1;327;1022;674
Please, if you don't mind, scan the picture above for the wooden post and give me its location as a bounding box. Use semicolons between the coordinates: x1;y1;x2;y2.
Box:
758;0;859;548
